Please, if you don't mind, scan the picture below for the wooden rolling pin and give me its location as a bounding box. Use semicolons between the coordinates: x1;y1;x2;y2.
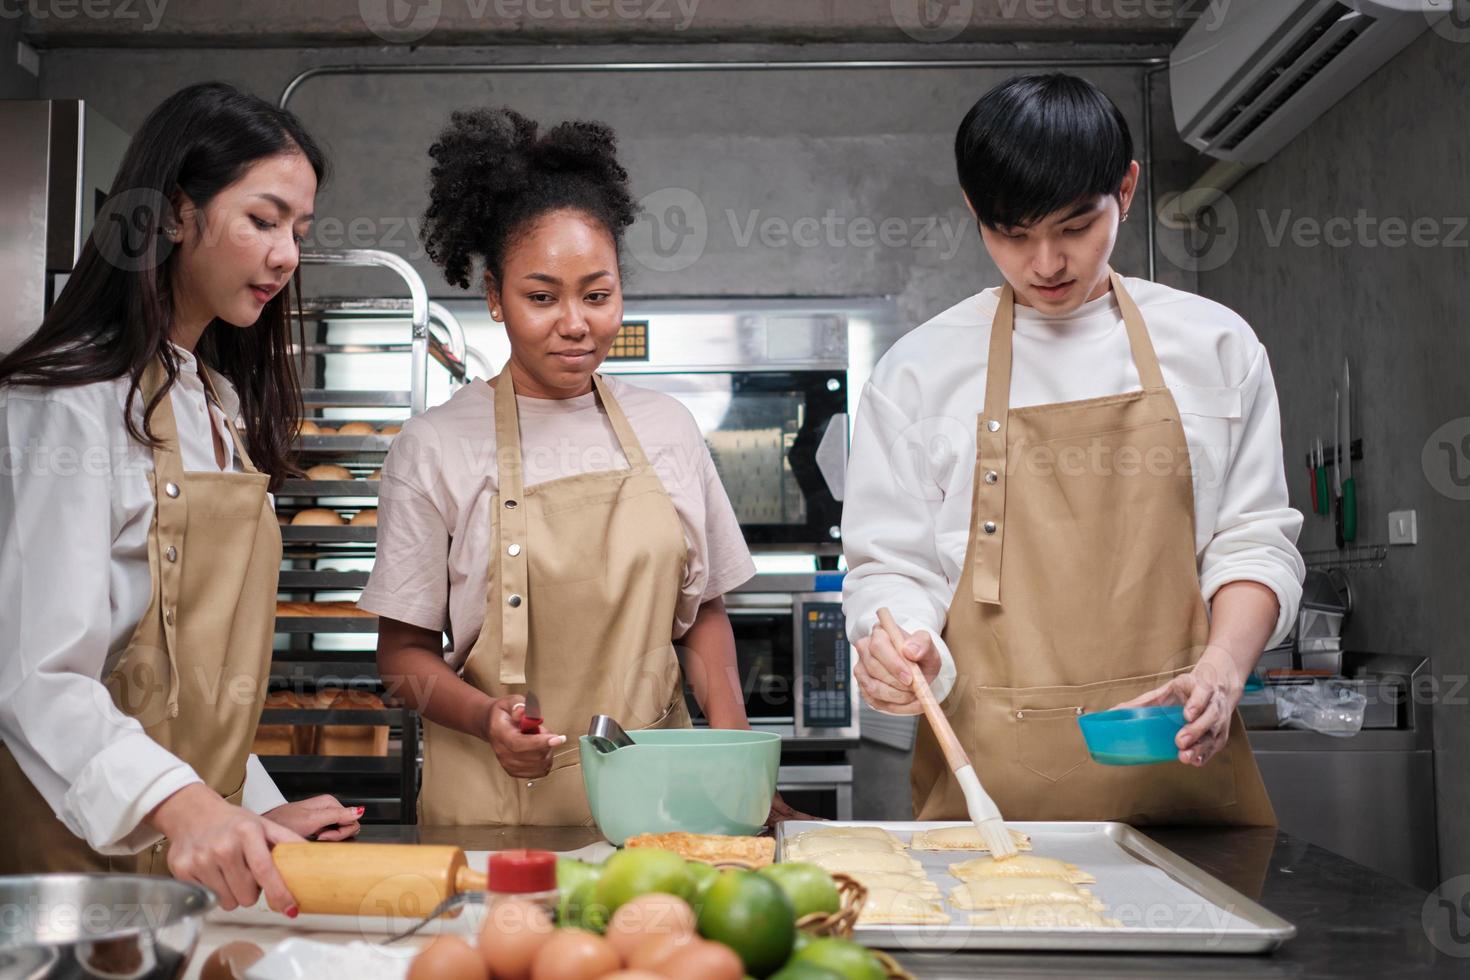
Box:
272;843;487;917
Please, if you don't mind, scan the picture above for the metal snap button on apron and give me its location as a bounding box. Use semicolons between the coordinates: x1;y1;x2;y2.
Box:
504;499;518;509
984;470;999;484
983;521;997;534
508;594;522;607
986;419;1001;432
165;482;180;498
164;609;174;625
507;543;521;557
165;545;178;563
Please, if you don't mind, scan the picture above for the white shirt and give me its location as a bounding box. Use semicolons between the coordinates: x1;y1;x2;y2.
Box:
842;278;1306;705
0;346;285;855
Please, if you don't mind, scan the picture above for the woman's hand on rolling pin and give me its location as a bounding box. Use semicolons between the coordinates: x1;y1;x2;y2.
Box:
486;697;567;779
265;795;364;842
147;783;301;915
853;620;940;715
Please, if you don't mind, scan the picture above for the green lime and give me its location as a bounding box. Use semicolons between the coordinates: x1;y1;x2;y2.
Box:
687;860;720;903
696;869;796;978
563;877;610;933
555;858;602;924
767;963;844;980
594;847;695;915
759;863;842;918
792;937;886;980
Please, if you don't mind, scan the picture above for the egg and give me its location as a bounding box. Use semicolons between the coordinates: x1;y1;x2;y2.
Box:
654;939;743;980
479;898;555;980
626;933;692;973
197;941;263;980
530;929;620;980
603;973;667;979
604;893;696;962
408;935;487;980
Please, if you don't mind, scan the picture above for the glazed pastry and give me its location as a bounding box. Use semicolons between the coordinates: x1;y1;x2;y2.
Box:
803;850;925;876
910;825;1033;852
626;832;775;867
787;826;905;850
946;877;1103;911
842;870;940;897
785;835;904;859
969;905;1120;929
949;854;1095;885
858;887;949;925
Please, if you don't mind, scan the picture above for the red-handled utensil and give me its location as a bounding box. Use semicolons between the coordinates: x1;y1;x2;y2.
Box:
519;691;542;734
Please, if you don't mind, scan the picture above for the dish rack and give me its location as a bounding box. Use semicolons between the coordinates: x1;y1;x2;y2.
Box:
263;249;487;822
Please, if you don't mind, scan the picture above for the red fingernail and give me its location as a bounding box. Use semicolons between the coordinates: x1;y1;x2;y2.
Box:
286;905;299;919
355;807;365;815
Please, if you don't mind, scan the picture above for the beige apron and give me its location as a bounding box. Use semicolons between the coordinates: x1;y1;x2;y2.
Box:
418;368;692;826
0;359;283;873
911;272;1275;826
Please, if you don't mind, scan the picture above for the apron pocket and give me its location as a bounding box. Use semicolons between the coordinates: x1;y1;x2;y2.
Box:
1011;705;1088;782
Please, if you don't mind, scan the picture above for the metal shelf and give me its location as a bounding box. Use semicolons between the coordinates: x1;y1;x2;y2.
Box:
295;434;395;454
275;616;378;633
280;526;377;543
301;389;412;408
278;569;371;589
278;480;380;498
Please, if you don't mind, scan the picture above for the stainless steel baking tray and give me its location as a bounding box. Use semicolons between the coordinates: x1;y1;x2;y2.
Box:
775;821;1295;954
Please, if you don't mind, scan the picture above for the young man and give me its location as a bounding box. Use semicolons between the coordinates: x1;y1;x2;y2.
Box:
843;74;1304;825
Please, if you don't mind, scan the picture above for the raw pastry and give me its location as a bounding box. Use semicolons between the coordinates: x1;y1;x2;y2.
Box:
625;832;774;867
787;826;905;849
785;836;903;859
946;877;1103;911
969;905;1120;929
949;854;1095;885
858;887;949;926
842;871;941;897
305;463;353;481
910;825;1033;852
291;508;345;526
804;850;924;876
337;421;377;436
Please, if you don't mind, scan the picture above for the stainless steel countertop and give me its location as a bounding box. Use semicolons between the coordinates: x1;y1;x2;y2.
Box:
357;824;1463;978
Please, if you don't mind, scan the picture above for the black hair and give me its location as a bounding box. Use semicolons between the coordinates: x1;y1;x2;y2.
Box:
0;81;328;490
420;107;638;292
955;73;1133;230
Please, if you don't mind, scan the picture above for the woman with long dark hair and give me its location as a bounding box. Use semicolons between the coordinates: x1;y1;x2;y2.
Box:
0;81;360;914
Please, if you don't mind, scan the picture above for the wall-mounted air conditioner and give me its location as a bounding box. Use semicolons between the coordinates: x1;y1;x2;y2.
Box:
1171;0;1445;163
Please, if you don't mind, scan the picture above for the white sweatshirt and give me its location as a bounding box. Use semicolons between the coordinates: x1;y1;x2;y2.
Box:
0;346;285;854
842;278;1306;706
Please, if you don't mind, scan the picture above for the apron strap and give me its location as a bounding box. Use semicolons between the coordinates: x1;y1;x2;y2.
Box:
139;358;187;718
591;373;652;470
970;270;1165;604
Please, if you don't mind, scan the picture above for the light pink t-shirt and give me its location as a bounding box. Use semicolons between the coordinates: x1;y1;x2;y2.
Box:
358;376;756;669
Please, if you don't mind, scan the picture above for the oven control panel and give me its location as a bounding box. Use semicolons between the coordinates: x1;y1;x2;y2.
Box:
796;594;859;739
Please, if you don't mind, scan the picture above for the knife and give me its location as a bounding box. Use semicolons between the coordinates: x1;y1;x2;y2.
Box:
1334;389;1344;548
1341;357;1357;542
519;691;542;735
1314;437;1329;516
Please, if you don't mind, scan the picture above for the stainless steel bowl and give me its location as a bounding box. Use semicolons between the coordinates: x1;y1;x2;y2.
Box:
0;874;214;978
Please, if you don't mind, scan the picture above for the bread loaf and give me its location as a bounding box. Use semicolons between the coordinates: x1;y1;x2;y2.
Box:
314;688;389;757
253;691;314;756
291;508;345;526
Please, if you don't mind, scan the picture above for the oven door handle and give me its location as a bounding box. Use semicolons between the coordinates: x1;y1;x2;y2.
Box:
725;606;796;617
814;412;847;503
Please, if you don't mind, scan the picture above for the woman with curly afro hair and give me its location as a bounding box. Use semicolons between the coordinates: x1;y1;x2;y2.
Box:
360;107;807;826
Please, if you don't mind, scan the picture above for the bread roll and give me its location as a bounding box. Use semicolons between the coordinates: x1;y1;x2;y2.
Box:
305;463;353;481
364;468;382;482
291;508;345;526
296;419;322;436
378;423;402;435
337;421;376;436
315;425;338;435
349;508;377;526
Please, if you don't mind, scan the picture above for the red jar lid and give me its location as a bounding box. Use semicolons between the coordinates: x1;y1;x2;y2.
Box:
487;849;557;893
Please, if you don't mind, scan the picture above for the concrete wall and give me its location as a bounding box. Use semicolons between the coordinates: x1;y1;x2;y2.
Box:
1195;29;1470;883
1;18;39;98
37;43;1195;327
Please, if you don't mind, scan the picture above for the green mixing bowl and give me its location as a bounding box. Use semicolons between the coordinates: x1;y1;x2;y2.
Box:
580;729;781;844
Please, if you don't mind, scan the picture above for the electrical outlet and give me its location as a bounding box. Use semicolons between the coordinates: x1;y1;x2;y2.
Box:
1388;509;1418;545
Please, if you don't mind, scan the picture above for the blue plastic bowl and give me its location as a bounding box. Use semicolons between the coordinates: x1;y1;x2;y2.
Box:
1077;706;1186;765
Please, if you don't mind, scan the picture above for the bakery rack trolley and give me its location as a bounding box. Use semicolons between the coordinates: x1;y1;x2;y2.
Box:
265;248;479;823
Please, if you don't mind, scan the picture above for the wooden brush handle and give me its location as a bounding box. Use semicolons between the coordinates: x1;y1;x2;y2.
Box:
876;607;972;775
272;843;488;917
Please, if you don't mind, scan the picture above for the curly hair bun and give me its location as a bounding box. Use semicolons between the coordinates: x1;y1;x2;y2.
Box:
421;107;637;290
